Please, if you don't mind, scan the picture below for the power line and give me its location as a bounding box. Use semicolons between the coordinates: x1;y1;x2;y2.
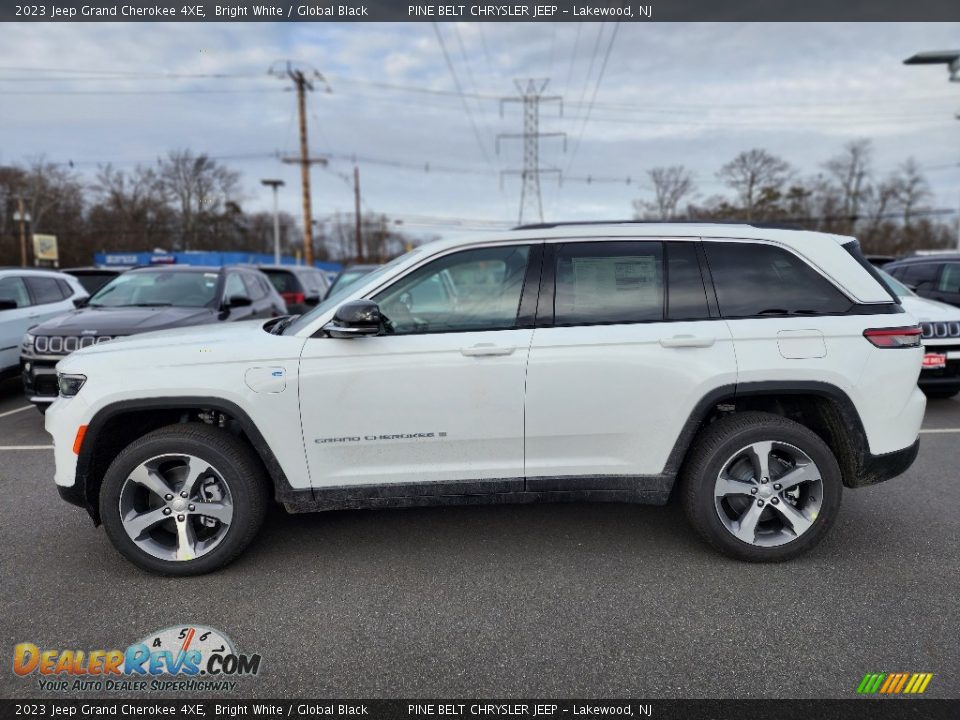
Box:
566;21;620;175
432;22;495;166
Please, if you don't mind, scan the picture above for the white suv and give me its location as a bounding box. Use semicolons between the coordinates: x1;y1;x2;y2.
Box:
45;223;925;574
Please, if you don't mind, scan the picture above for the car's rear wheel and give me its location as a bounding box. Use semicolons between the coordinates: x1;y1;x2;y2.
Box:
99;424;269;575
681;412;842;562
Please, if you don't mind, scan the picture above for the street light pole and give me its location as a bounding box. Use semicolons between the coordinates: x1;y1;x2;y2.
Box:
261;179;285;264
903;50;960;248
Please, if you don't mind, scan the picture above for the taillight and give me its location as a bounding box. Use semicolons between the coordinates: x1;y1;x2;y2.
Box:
863;326;922;348
280;292;305;305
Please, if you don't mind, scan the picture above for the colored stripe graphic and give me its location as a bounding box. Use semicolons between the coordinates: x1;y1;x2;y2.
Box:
857;672;932;694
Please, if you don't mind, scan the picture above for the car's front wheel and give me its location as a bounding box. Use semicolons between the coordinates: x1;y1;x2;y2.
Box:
681;412;842;562
99;424;269;575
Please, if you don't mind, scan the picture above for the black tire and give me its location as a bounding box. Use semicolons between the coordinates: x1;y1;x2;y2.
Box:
99;423;270;576
680;411;842;562
921;388;959;400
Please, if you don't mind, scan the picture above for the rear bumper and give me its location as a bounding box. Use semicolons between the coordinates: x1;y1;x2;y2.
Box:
851;439;920;489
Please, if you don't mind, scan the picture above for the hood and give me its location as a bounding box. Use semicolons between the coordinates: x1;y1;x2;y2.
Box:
57;318;299;376
899;295;960;323
31;305;216;336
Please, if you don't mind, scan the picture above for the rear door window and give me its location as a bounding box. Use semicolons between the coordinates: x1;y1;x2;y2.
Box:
704;242;852;317
666;242;710;321
26;276;67;305
897;263;941;291
553;241;664;325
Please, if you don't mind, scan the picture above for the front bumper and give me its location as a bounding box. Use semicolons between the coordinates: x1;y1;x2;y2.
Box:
21;353;62;403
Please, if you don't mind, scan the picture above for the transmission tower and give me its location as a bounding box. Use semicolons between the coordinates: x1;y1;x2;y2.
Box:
497;79;566;225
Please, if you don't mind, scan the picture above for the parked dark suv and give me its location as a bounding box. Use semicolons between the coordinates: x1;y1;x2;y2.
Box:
257;264;330;315
22;265;286;408
885;254;960;308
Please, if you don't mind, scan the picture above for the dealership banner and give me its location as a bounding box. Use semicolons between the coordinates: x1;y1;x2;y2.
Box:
3;0;959;22
1;700;960;720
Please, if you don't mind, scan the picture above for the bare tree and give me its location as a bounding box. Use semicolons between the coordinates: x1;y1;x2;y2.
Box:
823;139;872;228
890;158;930;227
91;164;172;248
633;165;696;220
717;148;792;220
159;150;241;250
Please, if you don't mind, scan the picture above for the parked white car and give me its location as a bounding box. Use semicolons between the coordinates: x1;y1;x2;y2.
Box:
0;269;87;380
45;223;925;574
880;269;960;399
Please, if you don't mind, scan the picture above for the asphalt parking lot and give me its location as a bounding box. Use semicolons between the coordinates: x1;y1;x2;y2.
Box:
0;375;957;700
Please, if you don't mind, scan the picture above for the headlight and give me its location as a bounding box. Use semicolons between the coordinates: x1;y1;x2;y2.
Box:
58;373;87;398
22;333;35;351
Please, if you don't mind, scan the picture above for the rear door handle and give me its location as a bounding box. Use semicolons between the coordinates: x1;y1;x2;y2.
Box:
460;343;516;357
659;335;715;348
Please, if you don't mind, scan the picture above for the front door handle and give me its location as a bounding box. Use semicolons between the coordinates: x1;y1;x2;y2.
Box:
659;335;715;348
461;343;516;357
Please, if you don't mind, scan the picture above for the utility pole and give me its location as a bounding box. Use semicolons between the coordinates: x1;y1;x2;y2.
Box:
353;165;364;261
497;79;566;225
270;61;330;266
260;179;284;264
16;196;27;267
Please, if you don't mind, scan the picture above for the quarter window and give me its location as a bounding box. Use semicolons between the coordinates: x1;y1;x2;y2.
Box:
704;242;851;317
374;245;530;335
553;241;664;325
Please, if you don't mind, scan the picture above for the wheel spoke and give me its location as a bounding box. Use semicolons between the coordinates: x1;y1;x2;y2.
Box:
189;501;232;525
776;462;820;491
127;465;173;500
732;501;765;543
175;519;198;561
771;500;814;537
123;508;169;539
747;441;774;482
716;474;754;497
179;456;211;498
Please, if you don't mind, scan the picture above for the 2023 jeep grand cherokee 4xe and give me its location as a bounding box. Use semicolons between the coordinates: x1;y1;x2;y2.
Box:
45;223;925;575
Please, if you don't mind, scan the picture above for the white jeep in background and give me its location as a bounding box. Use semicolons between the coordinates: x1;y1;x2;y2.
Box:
45;222;925;574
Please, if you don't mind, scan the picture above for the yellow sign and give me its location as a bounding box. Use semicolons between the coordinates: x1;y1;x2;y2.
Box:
32;234;58;262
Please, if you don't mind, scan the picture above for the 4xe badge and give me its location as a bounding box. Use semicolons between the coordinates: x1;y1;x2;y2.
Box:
13;625;262;693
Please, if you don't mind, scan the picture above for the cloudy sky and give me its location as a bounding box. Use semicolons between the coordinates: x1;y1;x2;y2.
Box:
3;21;960;237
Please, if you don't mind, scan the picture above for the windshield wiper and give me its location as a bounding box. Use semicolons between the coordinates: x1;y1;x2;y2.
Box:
128;302;173;307
269;315;299;335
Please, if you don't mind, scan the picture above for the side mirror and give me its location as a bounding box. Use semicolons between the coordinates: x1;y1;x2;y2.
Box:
224;295;253;309
73;297;89;309
304;294;321;307
323;300;383;338
0;300;17;311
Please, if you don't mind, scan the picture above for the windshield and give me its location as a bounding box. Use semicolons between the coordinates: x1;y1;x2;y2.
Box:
329;267;375;295
877;268;915;298
284;251;421;335
89;270;219;308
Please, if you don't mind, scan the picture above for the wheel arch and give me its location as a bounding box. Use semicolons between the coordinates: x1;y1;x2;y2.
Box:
76;397;299;525
667;381;870;489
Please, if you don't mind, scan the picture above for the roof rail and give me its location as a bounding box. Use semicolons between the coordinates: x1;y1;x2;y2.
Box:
511;219;810;231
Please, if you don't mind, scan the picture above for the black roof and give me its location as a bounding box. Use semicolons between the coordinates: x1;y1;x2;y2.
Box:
512;219;812;231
